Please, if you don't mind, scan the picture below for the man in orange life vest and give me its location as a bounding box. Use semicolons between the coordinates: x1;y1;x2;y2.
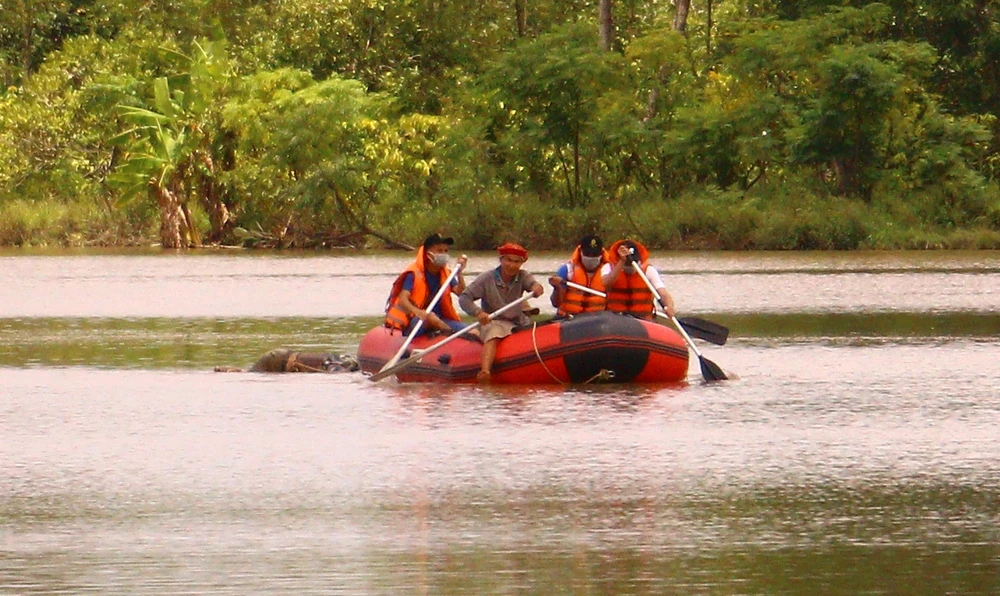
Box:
384;233;469;336
549;234;608;317
459;242;544;383
602;239;676;318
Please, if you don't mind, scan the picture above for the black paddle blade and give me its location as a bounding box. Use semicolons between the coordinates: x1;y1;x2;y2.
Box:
677;316;729;346
699;355;728;382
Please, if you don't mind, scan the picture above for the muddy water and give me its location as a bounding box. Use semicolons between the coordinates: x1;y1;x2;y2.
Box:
1;250;998;594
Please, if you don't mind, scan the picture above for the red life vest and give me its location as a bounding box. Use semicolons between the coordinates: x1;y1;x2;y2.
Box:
606;240;654;320
384;247;461;330
558;246;607;316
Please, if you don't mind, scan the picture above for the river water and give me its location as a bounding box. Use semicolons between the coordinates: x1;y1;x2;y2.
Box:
1;250;998;594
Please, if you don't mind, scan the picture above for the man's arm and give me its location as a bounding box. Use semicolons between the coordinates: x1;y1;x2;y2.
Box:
602;245;631;286
646;266;676;317
396;273;425;320
549;263;569;308
519;271;545;298
397;289;419;318
463;277;495;326
452;255;469;294
459;273;485;317
399;288;450;332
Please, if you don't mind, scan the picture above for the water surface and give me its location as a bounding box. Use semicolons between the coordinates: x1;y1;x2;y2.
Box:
1;250;998;594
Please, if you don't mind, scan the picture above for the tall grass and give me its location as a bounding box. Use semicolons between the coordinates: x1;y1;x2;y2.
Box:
2;189;998;250
0;198;151;246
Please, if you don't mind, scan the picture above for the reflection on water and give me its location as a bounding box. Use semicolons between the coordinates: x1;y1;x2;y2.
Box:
3;312;1000;372
2;312;998;370
0;316;381;369
2;250;998;318
2;251;999;594
3;342;999;594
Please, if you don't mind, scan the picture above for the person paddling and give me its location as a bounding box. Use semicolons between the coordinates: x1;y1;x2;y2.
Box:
459;243;544;383
602;239;675;319
384;233;469;336
549;234;608;317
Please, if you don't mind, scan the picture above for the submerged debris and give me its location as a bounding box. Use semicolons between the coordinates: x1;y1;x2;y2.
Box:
215;349;360;373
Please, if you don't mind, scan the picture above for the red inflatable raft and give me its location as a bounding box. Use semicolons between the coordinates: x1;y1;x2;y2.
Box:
359;311;690;384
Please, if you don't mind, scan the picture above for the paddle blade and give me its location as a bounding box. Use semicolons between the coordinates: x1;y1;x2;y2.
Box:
378;348;409;373
698;355;728;382
677;316;729;346
369;349;424;382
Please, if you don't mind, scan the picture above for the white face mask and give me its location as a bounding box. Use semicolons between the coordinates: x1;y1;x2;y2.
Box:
428;251;450;266
581;256;602;271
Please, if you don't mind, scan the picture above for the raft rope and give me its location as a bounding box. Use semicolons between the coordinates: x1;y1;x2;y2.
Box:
530;321;566;384
529;321;615;384
584;369;616;383
283;352;326;373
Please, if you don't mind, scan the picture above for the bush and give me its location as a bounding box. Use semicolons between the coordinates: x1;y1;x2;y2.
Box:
0;198;152;246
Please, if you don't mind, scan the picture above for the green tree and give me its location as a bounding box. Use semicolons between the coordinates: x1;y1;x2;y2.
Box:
793;45;902;198
221;70;436;248
0;0;79;86
479;23;630;207
110;39;234;248
0;33;135;207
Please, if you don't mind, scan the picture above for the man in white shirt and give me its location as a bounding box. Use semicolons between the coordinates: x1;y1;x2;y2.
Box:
601;239;675;318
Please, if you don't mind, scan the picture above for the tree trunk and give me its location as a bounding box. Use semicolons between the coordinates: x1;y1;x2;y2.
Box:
706;0;713;53
153;183;183;249
598;0;613;51
834;158;861;198
330;186;411;249
207;199;232;244
674;0;691;33
197;153;232;244
644;64;669;121
21;17;35;77
181;202;200;247
573;127;581;203
515;0;527;37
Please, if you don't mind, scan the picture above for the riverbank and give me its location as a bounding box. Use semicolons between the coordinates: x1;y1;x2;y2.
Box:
3;194;1000;251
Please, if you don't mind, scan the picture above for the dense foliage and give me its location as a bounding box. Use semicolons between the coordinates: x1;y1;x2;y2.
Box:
2;0;1000;249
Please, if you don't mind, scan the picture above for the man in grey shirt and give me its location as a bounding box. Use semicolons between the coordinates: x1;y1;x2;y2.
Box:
459;242;545;383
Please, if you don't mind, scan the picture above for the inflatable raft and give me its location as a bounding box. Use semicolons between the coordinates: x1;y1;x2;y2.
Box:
358;311;690;384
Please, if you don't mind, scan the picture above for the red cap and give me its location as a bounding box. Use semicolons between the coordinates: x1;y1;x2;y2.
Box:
497;242;528;260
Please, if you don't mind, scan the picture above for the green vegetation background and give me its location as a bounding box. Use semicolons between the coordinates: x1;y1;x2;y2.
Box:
2;0;1000;250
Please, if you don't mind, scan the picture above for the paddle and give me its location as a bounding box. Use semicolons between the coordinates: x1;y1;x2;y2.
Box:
379;261;464;373
369;294;532;382
563;280;729;345
674;316;729;346
624;259;728;382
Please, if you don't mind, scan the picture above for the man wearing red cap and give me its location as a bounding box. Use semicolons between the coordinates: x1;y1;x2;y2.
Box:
459;242;545;383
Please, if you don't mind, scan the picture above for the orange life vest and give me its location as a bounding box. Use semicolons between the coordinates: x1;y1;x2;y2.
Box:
384;247;461;330
606;240;654;320
557;246;607;316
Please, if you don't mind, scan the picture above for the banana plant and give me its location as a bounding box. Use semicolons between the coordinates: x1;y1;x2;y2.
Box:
108;41;230;248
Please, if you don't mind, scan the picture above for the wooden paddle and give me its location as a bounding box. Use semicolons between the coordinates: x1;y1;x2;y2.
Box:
369;295;532;382
563;280;729;345
624;260;728;382
379;261;464;373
